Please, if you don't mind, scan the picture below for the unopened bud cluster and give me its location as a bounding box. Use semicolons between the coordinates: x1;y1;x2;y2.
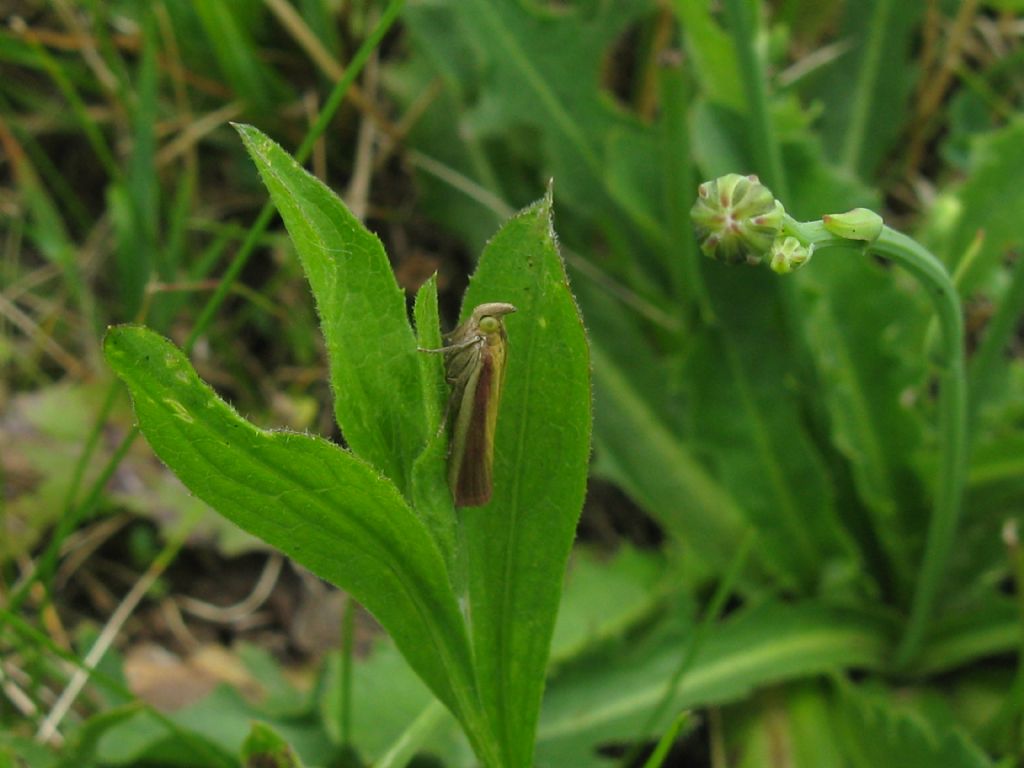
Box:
690;174;787;266
769;237;812;274
689;175;889;276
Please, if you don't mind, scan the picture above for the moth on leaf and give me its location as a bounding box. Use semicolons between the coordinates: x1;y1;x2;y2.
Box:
423;302;516;507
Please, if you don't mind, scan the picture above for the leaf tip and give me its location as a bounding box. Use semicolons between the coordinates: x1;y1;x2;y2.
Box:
233;123;273;163
513;185;556;245
231;121;256;140
102;323;132;367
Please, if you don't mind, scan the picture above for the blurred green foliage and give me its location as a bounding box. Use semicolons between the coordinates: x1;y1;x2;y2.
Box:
2;0;1024;766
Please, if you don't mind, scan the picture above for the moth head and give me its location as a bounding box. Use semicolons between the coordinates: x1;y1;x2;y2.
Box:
471;302;517;335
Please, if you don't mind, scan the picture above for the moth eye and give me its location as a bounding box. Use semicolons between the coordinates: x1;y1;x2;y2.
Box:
479;316;500;333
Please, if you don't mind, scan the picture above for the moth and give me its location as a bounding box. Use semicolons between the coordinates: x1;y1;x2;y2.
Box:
424;302;517;507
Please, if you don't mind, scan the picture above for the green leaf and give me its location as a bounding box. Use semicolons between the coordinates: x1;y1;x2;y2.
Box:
413;274;447;439
911;596;1018;676
94;707;236;767
112;10;159;319
591;340;754;573
537;601;890;766
451;0;647;179
236;644;311;719
835;681;993;768
952;416;1024;590
236;123;426;497
1;382;133;563
720;683;844;768
575;279;754;579
0;734;57;768
969;255;1024;431
192;3;286;110
459;192;592;768
320;639;467;765
549;546;666;667
102;325;484;747
941;120;1024;295
805;0;924;177
241;722;305;768
95;687;314;767
642;711;691;768
685;266;856;590
382;43;506;255
411;274;458;575
6;119;84;306
670;0;744;112
405;0;667;252
55;703;146;768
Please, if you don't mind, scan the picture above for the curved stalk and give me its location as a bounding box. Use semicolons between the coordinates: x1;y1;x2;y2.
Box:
870;228;967;669
789;219;967;669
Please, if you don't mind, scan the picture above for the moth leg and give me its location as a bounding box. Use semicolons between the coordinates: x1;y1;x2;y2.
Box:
417;336;483;354
421;335;484;441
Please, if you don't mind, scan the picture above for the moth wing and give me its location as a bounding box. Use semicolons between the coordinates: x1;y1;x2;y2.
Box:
452;339;497;506
445;336;484;496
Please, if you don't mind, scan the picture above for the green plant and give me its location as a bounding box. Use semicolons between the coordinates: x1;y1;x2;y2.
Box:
103;125;591;768
4;1;1024;765
691;173;967;669
387;2;1024;762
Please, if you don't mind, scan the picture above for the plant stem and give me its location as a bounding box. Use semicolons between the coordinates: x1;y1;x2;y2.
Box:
978;520;1024;751
339;600;355;746
841;0;893;174
789;219;967;669
874;228;967;669
2;0;407;622
0;607;234;768
968;253;1024;434
642;711;691;768
659;56;712;325
189;0;406;351
620;530;754;768
723;0;789;201
375;701;450;768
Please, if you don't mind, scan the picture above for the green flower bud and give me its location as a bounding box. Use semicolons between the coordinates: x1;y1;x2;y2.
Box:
822;208;884;242
690;174;785;265
769;236;813;274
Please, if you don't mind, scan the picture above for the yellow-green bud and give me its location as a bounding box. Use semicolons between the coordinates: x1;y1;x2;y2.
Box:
690;174;785;265
769;236;813;274
822;208;883;242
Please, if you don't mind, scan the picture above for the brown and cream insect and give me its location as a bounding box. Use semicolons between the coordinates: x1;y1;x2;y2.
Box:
423;302;517;507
